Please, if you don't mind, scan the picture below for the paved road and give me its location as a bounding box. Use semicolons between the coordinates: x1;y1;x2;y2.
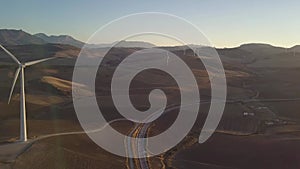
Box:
126;97;300;169
1;97;299;169
126;101;212;169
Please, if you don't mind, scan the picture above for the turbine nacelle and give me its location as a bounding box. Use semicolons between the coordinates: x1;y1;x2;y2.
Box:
20;64;26;68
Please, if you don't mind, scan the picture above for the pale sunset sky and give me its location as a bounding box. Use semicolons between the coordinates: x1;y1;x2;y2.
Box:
1;0;299;48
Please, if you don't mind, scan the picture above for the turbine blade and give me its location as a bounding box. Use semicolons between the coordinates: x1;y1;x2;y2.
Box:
0;45;21;65
24;57;57;67
8;67;21;104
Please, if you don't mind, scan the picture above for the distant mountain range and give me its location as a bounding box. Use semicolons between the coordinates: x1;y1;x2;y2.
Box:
0;29;299;54
86;40;156;48
34;33;85;48
0;29;156;48
0;29;45;45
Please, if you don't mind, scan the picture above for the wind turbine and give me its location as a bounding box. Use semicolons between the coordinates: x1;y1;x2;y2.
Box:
0;45;56;142
166;51;170;66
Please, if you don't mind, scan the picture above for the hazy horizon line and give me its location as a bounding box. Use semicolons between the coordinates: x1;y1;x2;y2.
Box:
1;28;299;49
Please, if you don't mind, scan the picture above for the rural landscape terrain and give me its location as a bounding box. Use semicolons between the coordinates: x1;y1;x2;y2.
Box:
0;29;300;169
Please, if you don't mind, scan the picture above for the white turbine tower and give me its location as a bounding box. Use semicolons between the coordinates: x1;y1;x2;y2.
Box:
166;51;170;66
0;45;56;142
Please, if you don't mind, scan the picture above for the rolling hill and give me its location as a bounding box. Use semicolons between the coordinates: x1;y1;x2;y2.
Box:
0;29;156;48
34;33;85;48
0;29;45;45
